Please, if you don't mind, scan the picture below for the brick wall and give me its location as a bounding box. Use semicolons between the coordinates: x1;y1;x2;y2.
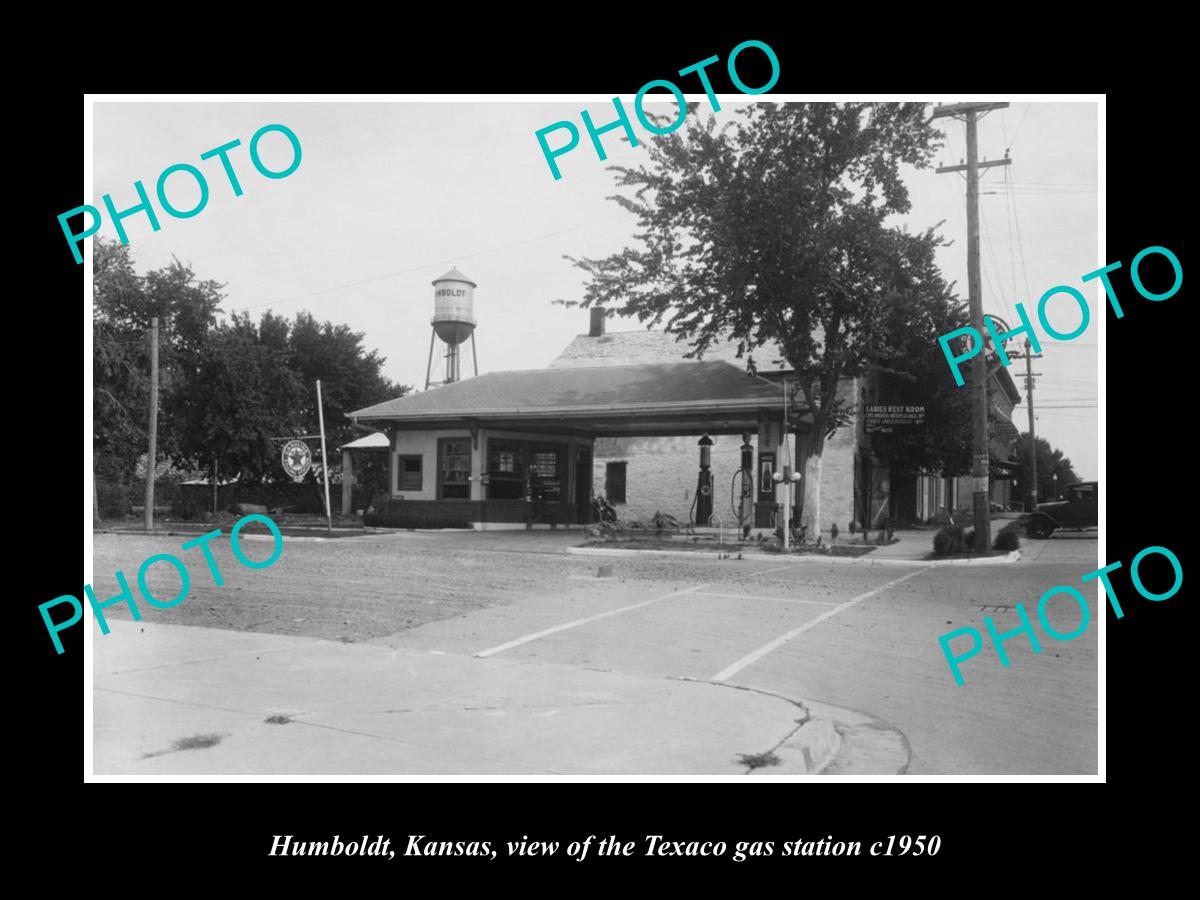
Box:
594;434;751;524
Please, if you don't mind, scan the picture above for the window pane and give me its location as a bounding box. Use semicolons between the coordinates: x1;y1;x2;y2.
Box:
399;455;422;491
531;451;558;478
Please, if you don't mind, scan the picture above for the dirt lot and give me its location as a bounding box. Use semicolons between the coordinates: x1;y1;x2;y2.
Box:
91;531;582;643
89;529;879;644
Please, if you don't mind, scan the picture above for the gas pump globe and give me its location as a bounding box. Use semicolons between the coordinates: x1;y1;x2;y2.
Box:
694;434;714;525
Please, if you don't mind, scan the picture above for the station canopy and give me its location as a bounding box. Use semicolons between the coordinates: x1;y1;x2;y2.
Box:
349;361;791;437
337;432;390;451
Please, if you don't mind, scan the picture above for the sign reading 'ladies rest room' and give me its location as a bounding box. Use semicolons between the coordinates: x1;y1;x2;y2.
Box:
864;405;925;434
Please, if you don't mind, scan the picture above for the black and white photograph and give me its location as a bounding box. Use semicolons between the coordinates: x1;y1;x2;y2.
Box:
80;92;1106;780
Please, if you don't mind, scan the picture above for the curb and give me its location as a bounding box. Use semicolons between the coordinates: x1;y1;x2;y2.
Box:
93;528;402;543
749;715;842;776
802;549;1021;567
567;545;1021;567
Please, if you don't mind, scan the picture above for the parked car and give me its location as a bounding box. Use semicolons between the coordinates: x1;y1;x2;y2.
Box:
1021;481;1098;539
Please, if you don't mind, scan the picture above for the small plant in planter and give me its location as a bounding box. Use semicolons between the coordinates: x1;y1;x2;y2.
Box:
932;525;963;556
993;529;1021;552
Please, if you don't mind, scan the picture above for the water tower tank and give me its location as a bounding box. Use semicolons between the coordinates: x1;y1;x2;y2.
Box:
431;267;476;345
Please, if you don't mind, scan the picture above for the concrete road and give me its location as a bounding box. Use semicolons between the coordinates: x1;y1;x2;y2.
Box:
90;529;1099;775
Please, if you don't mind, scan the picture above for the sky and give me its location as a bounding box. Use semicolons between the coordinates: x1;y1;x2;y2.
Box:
92;99;1098;480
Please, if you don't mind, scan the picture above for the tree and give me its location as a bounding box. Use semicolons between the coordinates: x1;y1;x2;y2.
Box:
93;238;223;482
93;241;149;483
859;227;976;479
561;103;943;531
1013;433;1079;508
92;237;411;507
168;311;307;484
166;309;409;492
284;311;406;454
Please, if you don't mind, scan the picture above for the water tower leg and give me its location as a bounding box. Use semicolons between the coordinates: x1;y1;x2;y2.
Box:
425;329;437;390
471;332;478;377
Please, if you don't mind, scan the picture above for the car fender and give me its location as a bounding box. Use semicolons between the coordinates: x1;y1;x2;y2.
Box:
1022;511;1059;530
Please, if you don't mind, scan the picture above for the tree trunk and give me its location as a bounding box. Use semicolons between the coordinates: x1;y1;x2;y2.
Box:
797;380;832;539
93;471;102;525
800;443;824;538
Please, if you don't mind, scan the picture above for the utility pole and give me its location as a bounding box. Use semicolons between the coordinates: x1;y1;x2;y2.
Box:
1021;338;1043;509
933;102;1010;552
143;316;159;533
781;379;791;552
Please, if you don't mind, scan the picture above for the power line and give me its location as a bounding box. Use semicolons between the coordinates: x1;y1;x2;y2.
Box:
1005;181;1097;187
1005;167;1034;303
1006;103;1034;150
978;200;1016;323
240;214;633;313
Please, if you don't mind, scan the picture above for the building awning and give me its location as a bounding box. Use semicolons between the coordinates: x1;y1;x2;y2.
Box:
338;432;390;451
990;458;1019;480
349;361;794;437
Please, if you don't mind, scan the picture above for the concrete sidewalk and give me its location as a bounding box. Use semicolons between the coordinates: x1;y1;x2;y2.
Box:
569;528;1019;566
93;621;837;776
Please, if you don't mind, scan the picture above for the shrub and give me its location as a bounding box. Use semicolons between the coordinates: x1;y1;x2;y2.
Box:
96;481;133;518
932;525;963;556
993;529;1021;552
963;528;977;551
172;489;211;521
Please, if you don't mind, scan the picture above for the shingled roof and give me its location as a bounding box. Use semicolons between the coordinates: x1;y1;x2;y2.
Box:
551;328;790;372
350;360;785;424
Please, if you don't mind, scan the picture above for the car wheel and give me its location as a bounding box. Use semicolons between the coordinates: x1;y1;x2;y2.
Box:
1027;519;1055;539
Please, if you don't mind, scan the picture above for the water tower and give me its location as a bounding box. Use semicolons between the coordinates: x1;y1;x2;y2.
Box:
425;267;479;389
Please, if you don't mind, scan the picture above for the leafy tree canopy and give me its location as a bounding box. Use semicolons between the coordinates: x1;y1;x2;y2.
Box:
1014;433;1080;507
560;102;947;526
91;237;409;487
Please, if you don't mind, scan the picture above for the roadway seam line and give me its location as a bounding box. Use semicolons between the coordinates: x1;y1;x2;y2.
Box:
709;567;933;683
474;584;714;658
472;559;846;659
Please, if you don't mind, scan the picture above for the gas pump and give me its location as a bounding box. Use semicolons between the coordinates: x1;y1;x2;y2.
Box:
731;432;754;532
693;434;714;525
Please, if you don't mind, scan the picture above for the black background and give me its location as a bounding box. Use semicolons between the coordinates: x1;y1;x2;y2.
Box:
21;24;1187;886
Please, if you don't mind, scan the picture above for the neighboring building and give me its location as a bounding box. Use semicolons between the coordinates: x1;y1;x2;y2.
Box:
886;349;1023;524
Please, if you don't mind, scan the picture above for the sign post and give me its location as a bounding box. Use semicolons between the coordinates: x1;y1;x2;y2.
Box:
316;379;333;534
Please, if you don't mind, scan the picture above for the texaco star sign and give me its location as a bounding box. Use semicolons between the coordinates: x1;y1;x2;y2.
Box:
281;439;312;483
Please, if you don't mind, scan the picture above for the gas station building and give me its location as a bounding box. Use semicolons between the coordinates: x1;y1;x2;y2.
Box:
349;359;796;530
347;272;1020;534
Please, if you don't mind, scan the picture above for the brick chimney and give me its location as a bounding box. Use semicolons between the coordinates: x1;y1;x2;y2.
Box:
589;307;606;337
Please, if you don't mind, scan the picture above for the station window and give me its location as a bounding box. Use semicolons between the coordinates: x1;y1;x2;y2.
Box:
606;461;627;504
398;455;423;491
487;443;525;500
530;449;562;502
439;439;471;499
